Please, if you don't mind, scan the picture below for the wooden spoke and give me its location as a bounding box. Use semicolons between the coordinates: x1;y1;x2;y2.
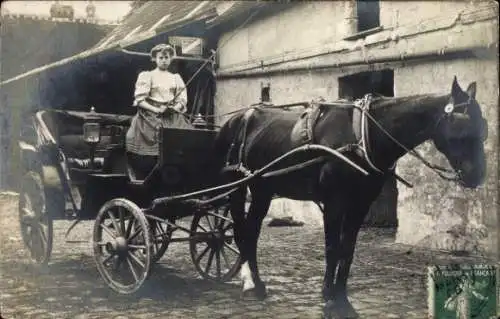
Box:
220;247;231;269
221;223;233;234
128;227;143;243
113;256;122;271
128;244;147;250
118;207;126;236
204;215;215;231
101;223;117;238
204;249;216;275
102;253;115;266
216;249;222;279
125;216;134;237
126;256;139;282
194;245;210;265
107;210;121;236
196;223;209;233
128;251;145;269
223;242;240;255
218;216;226;231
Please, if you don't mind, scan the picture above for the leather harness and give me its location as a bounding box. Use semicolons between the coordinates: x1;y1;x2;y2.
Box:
224;94;409;185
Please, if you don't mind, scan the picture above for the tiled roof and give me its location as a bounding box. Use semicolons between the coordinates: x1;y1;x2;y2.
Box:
93;1;219;49
92;1;269;49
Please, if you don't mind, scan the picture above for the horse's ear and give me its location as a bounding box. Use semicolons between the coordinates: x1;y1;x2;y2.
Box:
466;82;477;99
451;76;463;98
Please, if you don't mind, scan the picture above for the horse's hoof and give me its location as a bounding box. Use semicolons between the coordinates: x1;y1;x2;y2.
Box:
241;285;267;301
323;299;359;319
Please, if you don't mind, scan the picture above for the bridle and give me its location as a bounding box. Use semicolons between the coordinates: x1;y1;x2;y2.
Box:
357;94;477;186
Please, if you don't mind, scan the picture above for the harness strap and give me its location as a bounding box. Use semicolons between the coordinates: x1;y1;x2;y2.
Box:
354;94;386;173
353;94;412;186
225;107;257;175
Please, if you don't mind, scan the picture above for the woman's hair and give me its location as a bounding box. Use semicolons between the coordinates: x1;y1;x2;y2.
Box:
150;43;175;60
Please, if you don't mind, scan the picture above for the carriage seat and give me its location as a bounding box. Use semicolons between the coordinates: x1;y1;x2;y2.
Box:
58;134;113;170
37;110;129;172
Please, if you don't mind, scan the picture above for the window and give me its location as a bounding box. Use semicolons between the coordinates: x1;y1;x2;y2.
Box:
338;69;394;100
261;83;271;102
357;0;380;33
169;36;204;57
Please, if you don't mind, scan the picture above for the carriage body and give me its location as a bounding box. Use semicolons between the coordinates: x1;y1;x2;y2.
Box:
16;48;243;294
18;108;220;220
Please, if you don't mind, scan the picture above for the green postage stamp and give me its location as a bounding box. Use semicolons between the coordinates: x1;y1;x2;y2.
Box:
427;264;498;319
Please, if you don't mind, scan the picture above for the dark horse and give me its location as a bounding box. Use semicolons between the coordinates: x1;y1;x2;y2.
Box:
213;77;487;318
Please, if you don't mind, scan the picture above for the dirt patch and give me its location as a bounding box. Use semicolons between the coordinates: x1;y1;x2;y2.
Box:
0;192;24;259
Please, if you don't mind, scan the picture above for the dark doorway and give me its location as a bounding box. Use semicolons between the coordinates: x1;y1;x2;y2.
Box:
339;69;398;228
339;69;394;100
261;83;271;103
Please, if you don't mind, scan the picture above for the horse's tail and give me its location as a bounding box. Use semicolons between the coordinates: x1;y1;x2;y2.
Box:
209;111;247;187
213;111;245;166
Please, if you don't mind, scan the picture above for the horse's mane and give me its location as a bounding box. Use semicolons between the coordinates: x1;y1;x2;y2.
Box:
368;93;449;111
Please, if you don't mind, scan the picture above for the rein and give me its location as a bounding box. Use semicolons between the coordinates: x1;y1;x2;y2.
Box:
207;93;468;187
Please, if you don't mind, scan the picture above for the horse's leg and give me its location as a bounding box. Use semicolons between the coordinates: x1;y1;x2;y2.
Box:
329;200;374;318
229;187;248;278
321;198;345;303
241;187;272;299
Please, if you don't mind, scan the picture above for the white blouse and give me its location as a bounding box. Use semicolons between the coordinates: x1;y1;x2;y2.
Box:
133;68;187;112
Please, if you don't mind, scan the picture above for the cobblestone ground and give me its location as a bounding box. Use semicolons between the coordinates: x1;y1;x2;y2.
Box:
0;193;494;319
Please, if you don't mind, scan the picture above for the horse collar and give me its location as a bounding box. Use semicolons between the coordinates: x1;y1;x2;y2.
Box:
353;94;386;173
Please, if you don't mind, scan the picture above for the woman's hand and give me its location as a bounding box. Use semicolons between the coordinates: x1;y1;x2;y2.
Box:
171;102;185;113
158;105;169;114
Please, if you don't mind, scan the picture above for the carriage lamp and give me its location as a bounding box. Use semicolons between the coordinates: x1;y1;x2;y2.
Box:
83;107;101;170
192;113;207;129
83;107;101;145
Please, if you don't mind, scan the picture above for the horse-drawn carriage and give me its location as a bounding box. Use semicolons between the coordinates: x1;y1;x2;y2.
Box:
17;54;242;294
17;43;489;317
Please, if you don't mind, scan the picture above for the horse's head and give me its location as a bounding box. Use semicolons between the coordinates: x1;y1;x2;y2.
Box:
432;76;488;188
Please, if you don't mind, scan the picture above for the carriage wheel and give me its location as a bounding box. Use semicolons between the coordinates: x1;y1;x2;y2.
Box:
18;171;53;265
93;198;152;294
190;205;241;282
150;220;173;264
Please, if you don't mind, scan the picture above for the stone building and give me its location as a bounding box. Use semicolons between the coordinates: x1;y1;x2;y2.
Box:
209;1;498;256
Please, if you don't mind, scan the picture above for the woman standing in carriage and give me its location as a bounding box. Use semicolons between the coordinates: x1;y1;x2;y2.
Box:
126;43;192;179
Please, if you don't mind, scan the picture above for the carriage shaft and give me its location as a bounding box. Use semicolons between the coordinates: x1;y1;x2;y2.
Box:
150;144;368;209
261;156;327;178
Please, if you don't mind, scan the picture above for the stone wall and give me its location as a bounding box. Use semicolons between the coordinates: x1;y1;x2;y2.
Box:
394;58;498;257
